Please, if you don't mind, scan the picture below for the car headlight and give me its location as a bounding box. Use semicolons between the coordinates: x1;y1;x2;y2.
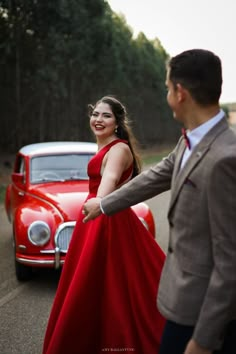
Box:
28;221;51;246
138;217;149;231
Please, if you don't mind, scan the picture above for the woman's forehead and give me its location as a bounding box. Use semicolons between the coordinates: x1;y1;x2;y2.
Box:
94;102;112;112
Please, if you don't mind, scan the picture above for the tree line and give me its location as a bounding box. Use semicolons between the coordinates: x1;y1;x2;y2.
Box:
0;0;180;153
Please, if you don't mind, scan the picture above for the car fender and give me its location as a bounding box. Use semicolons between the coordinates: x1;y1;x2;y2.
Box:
132;202;156;237
13;201;63;250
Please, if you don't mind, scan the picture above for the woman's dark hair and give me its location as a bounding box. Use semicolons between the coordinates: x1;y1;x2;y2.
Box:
168;49;222;105
88;96;141;177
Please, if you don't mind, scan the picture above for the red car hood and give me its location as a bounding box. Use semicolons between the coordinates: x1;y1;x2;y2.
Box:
28;181;89;220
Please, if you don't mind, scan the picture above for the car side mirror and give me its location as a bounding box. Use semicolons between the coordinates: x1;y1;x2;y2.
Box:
12;172;25;185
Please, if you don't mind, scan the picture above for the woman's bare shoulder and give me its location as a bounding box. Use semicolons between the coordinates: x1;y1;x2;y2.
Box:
109;141;132;155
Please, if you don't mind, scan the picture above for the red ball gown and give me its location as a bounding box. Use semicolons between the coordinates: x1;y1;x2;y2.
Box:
43;140;166;354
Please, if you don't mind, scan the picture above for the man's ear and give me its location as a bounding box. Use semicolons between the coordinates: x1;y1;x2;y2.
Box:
176;83;188;102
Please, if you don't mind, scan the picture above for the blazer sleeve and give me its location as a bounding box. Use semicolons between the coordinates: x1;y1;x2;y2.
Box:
101;148;175;215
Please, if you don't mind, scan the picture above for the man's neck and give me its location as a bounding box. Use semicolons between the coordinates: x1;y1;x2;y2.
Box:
185;105;220;131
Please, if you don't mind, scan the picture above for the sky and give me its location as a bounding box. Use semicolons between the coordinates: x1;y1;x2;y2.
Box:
107;0;236;103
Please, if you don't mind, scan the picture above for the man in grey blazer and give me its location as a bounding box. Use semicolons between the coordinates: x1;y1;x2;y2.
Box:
83;49;236;354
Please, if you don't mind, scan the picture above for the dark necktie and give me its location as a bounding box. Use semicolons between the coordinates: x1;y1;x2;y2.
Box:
182;128;191;149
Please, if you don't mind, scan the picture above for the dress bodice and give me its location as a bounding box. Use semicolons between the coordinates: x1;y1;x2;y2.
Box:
88;139;133;195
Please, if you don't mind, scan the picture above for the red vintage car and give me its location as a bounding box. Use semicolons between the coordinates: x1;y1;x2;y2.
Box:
5;142;156;281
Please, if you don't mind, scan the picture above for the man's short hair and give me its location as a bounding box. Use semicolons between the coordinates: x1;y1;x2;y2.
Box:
168;49;222;105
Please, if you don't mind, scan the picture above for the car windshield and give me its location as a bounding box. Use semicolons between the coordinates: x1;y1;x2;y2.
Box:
30;153;94;183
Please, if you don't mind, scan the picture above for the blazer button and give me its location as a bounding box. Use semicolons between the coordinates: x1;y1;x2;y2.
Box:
168;246;173;253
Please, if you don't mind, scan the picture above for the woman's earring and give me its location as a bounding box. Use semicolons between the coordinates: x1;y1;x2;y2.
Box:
115;127;118;133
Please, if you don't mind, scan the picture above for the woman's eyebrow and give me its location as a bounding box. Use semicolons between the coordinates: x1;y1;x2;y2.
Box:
93;110;112;115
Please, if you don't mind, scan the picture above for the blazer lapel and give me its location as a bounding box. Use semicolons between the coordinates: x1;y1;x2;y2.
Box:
169;117;229;214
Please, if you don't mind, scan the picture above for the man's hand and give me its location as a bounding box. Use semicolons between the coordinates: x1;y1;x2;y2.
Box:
184;339;212;354
82;197;102;223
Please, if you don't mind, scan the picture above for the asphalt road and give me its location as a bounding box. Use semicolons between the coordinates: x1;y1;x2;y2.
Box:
0;191;170;354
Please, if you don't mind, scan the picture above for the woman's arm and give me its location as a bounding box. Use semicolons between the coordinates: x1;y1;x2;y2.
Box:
96;142;133;197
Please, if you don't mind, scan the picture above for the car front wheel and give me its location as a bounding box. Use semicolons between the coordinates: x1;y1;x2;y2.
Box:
15;259;33;281
13;233;33;281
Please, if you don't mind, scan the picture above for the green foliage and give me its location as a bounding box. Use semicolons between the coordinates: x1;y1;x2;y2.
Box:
223;102;236;112
220;104;229;118
0;0;178;152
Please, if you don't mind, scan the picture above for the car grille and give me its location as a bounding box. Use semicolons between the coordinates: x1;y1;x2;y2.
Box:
55;222;76;252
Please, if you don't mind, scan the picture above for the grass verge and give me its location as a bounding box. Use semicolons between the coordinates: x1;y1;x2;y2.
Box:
0;185;6;204
141;146;173;166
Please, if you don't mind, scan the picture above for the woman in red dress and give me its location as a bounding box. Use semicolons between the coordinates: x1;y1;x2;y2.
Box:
43;96;165;354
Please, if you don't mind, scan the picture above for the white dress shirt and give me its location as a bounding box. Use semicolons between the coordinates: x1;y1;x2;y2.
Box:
181;109;225;168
